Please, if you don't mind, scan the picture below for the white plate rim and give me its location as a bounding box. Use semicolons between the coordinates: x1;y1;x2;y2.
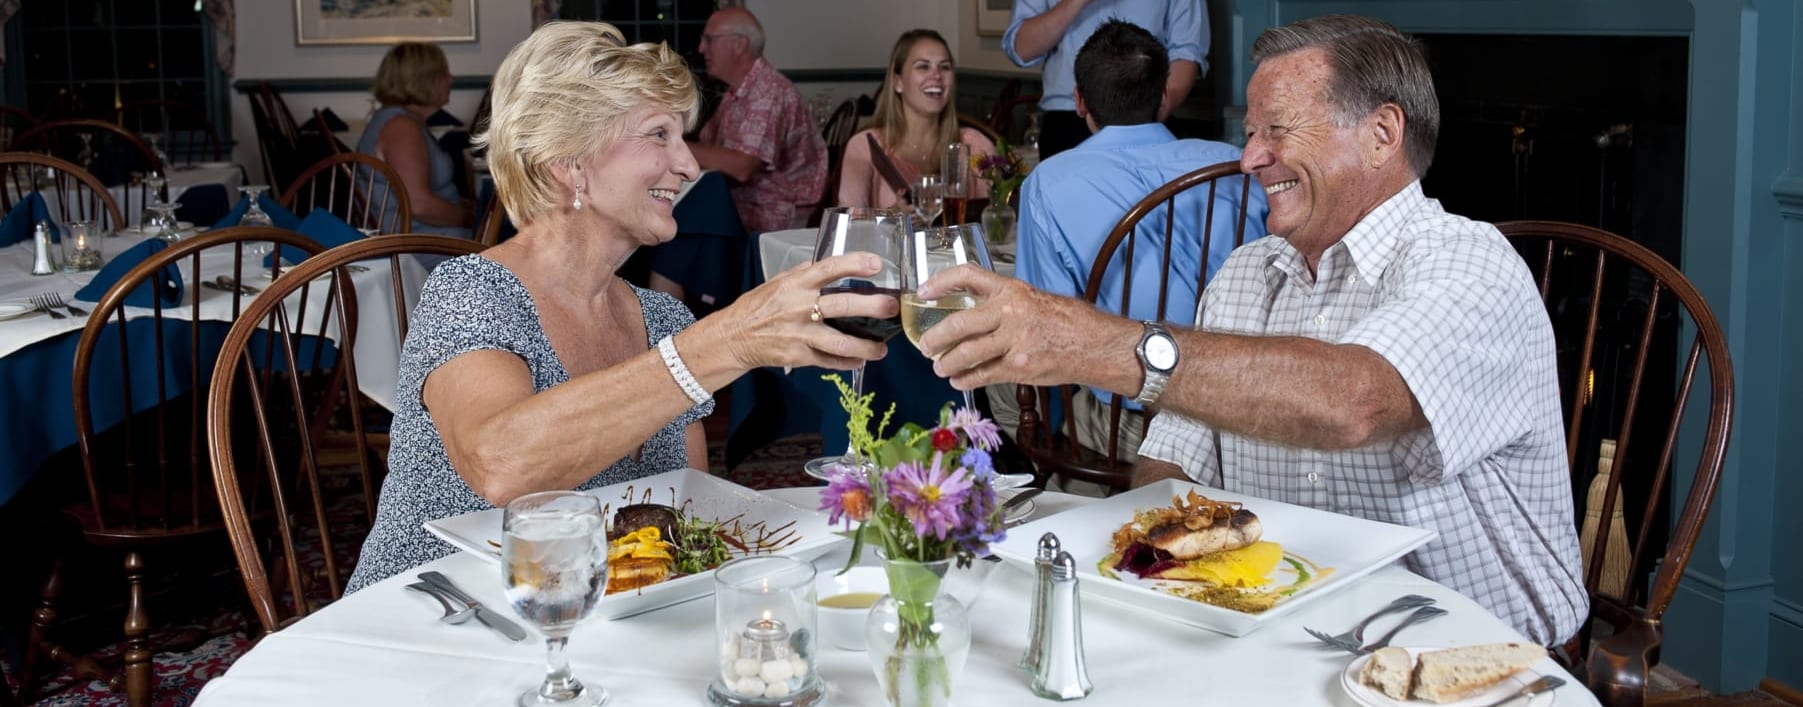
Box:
0;302;35;320
1339;646;1559;707
988;479;1437;636
422;468;847;619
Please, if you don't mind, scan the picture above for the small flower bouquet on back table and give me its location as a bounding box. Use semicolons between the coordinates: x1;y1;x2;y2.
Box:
816;374;1007;707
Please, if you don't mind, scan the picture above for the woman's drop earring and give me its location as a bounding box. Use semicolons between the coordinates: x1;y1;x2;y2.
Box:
572;184;584;210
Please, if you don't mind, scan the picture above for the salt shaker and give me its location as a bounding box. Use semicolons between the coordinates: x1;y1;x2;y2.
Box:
31;222;56;275
1031;550;1093;700
1020;532;1061;672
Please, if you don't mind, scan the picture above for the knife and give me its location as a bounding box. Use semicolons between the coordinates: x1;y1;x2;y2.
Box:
866;133;913;197
418;571;527;642
1479;675;1565;707
1001;487;1044;512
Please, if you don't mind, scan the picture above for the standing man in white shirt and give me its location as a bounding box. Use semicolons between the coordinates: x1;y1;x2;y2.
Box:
1004;0;1208;160
916;14;1588;646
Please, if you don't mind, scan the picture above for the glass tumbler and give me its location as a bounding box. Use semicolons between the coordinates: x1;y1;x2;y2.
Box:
706;556;824;707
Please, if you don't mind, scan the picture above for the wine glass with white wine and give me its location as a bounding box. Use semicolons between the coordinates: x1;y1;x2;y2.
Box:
503;490;609;707
901;222;992;413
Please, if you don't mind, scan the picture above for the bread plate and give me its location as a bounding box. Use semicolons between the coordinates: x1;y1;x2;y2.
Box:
989;479;1435;636
424;468;846;619
1341;646;1559;706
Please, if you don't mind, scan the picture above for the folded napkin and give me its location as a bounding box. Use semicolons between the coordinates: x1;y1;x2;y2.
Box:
265;209;368;267
74;238;183;308
173;184;231;227
212;193;302;230
0;193;61;247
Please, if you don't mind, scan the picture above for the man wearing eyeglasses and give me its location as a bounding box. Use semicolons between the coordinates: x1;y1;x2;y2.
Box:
688;7;827;235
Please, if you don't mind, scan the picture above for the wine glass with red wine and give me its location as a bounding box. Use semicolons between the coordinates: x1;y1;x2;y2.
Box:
802;206;913;480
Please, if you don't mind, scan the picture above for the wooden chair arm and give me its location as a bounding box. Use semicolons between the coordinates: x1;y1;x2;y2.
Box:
1587;613;1660;707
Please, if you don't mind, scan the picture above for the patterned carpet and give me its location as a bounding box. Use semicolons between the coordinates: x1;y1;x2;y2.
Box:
0;432;825;706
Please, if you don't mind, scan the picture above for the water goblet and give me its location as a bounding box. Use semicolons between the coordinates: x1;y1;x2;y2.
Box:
901;223;993;412
144;132;171;172
149;202;184;242
911;174;943;229
801;206;911;481
76;132;96;171
239;185;278;273
503;490;609;707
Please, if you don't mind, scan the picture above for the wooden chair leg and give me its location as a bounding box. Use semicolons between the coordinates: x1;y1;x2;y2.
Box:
122;551;152;707
18;556;63;697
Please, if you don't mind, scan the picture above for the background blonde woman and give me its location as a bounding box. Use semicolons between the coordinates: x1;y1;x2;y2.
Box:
357;42;475;237
836;29;995;208
347;22;895;592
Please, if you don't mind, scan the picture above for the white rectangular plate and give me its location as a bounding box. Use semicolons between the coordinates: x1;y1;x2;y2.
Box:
424;468;846;619
990;479;1435;637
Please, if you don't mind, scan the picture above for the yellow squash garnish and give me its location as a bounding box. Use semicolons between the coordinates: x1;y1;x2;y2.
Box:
1155;541;1283;587
608;526;675;561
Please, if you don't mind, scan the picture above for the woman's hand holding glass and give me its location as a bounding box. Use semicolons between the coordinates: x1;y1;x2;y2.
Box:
709;252;899;373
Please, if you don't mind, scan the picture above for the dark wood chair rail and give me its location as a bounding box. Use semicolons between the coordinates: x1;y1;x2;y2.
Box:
1016;159;1256;493
207;234;487;635
1498;220;1735;707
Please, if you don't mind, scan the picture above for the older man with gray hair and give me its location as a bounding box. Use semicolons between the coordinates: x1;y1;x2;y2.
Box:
914;14;1588;646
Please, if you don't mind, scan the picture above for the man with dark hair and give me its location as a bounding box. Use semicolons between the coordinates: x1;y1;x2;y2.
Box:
1004;0;1207;160
919;15;1586;645
995;19;1264;468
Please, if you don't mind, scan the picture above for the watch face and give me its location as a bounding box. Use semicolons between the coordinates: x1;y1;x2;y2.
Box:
1145;334;1178;370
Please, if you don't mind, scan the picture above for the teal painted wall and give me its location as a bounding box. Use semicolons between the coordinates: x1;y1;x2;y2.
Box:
1214;0;1798;694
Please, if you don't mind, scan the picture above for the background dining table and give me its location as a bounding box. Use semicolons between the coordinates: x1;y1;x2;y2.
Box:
191;484;1596;706
0;228;426;506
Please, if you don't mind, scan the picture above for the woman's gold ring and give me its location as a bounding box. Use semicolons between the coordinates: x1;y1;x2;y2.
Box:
809;299;824;323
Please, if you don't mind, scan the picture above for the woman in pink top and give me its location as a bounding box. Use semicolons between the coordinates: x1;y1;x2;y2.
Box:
837;29;995;209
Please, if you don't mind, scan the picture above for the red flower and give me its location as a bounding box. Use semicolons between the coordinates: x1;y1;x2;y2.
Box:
930;428;959;452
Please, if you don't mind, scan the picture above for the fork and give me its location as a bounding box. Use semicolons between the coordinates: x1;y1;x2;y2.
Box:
1357;605;1449;654
44;292;86;316
29;295;66;320
1303;594;1435;653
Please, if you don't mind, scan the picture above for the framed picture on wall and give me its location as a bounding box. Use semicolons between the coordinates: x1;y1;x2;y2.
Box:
976;0;1012;37
296;0;479;46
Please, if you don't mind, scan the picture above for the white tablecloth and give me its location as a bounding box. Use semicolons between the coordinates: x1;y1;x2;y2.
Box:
193;487;1595;706
758;228;1017;283
0;229;422;410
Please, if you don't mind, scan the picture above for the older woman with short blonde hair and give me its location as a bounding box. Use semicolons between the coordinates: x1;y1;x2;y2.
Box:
347;22;896;591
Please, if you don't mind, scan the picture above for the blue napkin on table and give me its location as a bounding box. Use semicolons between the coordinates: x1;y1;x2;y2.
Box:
0;193;61;247
211;193;302;230
265;209;368;267
172;184;231;227
74;238;183;308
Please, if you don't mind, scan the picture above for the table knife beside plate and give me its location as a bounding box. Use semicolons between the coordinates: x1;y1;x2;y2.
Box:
418;570;527;641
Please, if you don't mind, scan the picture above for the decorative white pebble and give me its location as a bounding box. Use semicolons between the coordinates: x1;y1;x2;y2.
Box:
764;680;792;698
789;655;809;678
733;657;761;677
734;677;765;696
760;658;795;683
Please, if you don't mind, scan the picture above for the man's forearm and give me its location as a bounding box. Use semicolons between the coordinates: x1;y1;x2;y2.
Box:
688;142;762;183
1153;331;1425;450
1160;60;1199;121
1010;0;1093;64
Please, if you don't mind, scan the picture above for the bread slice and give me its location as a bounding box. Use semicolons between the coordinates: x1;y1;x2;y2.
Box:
1358;646;1415;700
1410;642;1546;703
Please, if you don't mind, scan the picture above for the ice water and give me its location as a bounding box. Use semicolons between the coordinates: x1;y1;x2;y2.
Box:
503;512;606;635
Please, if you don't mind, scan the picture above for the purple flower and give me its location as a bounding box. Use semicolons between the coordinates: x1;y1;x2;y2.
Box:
884;454;974;540
951;482;1005;555
819;467;873;528
946;407;1003;452
960;448;994;482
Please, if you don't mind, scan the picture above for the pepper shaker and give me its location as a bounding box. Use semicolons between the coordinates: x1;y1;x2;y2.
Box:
1031;550;1093;700
31;222;56;275
1020;532;1061;672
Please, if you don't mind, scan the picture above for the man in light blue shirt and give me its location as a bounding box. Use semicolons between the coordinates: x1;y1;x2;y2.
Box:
1000;20;1265;466
1004;0;1207;160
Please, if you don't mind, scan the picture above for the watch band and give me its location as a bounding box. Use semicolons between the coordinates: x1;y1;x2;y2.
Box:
1132;321;1175;406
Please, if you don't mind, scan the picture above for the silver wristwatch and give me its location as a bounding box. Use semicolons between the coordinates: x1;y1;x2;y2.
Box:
1132;321;1179;406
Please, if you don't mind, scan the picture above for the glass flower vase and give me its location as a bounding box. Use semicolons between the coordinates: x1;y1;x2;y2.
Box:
979;199;1015;249
865;557;971;707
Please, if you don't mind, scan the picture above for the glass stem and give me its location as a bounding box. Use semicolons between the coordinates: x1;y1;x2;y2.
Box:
844;363;866;458
539;636;582;700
